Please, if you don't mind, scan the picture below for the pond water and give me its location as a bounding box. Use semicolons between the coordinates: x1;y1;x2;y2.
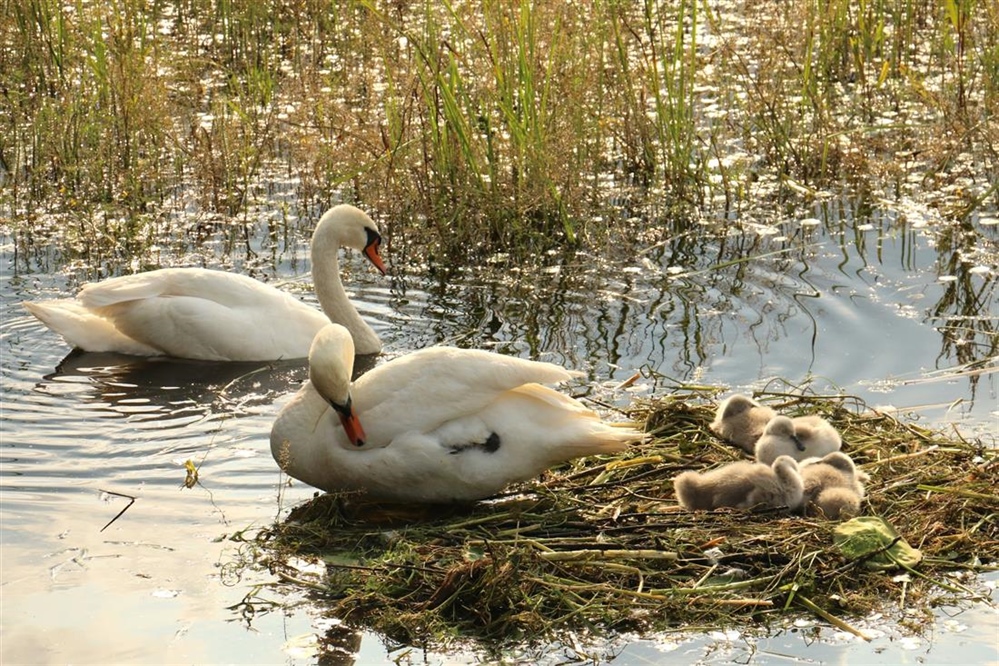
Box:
1;205;997;664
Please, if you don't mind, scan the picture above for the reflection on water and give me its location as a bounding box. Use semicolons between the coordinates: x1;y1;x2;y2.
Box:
40;349;308;422
388;207;997;433
1;199;997;664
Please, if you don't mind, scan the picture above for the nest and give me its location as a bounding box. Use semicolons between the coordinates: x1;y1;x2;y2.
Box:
254;390;998;650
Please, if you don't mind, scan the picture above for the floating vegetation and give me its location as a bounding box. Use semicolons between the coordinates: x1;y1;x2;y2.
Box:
254;390;998;651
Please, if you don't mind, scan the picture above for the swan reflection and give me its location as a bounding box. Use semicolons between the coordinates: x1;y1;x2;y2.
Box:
36;349;308;422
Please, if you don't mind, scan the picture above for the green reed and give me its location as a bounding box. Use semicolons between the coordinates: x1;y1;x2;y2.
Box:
1;0;996;259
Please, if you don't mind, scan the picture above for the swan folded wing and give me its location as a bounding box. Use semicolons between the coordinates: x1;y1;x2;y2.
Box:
428;384;640;460
99;294;320;361
80;268;283;309
22;300;160;355
78;269;178;308
353;347;579;438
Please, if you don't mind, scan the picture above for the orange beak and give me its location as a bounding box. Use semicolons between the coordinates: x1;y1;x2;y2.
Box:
363;233;387;276
330;396;367;447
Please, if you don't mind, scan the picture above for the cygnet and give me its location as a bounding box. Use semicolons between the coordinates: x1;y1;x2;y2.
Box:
799;451;867;520
709;394;777;454
673;455;804;512
755;415;842;465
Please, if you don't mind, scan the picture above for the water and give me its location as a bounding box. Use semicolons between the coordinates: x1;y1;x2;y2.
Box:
1;208;997;664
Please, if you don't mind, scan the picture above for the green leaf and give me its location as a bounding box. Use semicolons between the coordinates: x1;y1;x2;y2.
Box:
833;516;923;571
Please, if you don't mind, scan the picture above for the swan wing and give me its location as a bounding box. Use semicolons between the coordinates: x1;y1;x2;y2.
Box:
81;268;328;360
353;346;577;443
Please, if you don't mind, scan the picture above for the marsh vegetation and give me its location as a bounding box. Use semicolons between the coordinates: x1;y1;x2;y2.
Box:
3;0;997;261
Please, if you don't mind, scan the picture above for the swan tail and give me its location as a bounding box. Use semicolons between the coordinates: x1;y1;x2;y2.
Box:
509;383;647;457
554;419;648;462
23;300;160;355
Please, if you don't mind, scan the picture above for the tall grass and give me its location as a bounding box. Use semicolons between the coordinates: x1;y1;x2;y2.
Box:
0;0;996;261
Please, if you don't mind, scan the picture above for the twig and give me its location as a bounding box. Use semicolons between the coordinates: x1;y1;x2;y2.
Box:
916;485;999;503
99;489;136;532
537;549;678;562
793;593;873;641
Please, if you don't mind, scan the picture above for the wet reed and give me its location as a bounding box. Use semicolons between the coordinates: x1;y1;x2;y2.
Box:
2;0;996;257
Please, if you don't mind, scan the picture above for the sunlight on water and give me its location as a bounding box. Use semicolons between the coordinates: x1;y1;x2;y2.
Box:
1;205;996;664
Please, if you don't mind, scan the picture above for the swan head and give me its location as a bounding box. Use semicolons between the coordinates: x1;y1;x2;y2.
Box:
314;204;387;275
308;324;367;447
764;415;806;452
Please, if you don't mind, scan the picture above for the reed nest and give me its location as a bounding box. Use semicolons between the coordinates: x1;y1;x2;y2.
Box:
255;390;998;648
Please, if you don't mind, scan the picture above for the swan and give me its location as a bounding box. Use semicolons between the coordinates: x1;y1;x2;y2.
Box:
22;204;386;361
799;451;867;520
754;415;842;465
270;323;647;503
673;456;804;511
709;394;777;453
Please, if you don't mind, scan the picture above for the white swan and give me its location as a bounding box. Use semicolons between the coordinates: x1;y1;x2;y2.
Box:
754;415;842;465
270;324;647;503
673;456;804;511
799;451;868;520
709;393;777;453
22;204;386;361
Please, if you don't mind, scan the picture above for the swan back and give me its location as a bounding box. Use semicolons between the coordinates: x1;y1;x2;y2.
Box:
348;346;577;449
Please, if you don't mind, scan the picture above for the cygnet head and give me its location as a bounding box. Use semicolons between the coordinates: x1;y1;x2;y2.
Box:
719;394;757;418
755;415;807;465
766;417;805;449
771;455;805;510
810;487;861;520
308;324;366;447
313;204;387;275
792;414;842;453
710;394;777;453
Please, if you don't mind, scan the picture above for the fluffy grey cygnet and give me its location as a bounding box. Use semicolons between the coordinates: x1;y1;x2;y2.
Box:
799;451;868;520
709;394;777;454
755;415;842;465
673;455;804;511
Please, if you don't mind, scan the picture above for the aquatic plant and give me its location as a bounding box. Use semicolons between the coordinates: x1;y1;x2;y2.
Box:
1;0;996;257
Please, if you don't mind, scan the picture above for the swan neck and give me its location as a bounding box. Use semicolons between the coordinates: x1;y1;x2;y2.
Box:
312;244;380;353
